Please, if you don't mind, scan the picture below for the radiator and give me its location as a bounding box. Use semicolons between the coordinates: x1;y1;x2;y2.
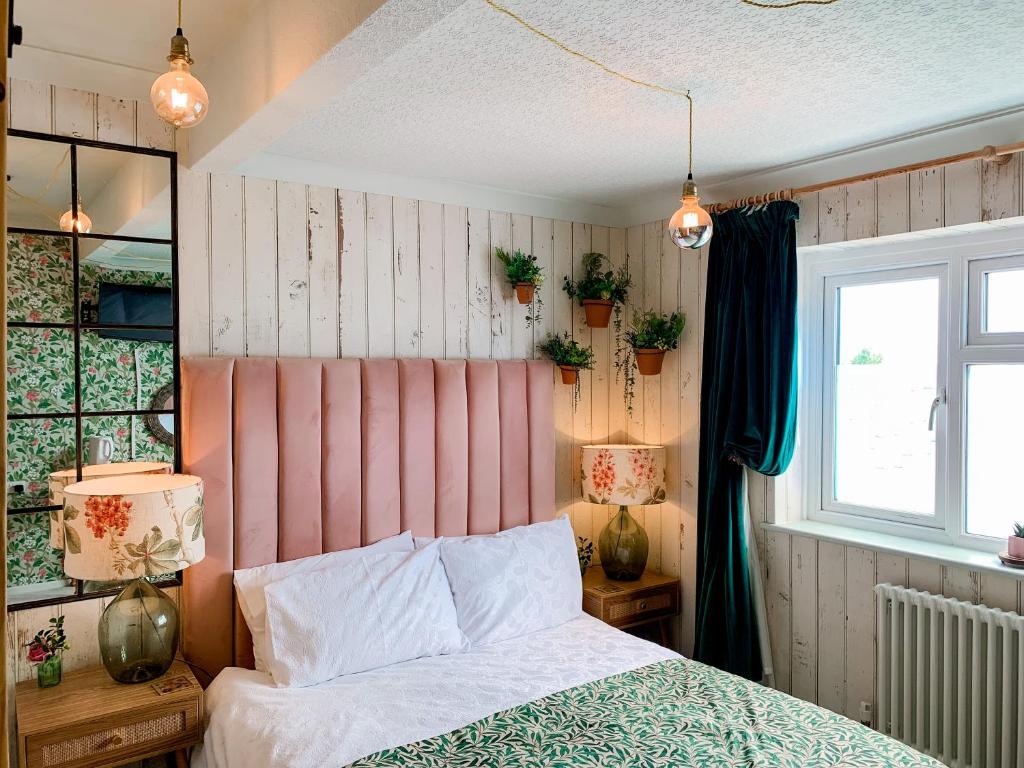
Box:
875;584;1024;768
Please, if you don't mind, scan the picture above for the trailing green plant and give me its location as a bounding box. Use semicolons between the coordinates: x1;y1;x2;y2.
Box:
617;309;686;413
495;247;544;326
562;252;631;306
1013;522;1024;539
539;332;595;408
626;309;686;351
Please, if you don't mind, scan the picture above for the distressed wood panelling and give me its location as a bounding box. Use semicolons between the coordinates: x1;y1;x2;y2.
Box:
756;150;1024;727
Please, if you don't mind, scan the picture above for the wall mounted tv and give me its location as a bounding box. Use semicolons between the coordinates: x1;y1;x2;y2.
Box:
98;283;173;343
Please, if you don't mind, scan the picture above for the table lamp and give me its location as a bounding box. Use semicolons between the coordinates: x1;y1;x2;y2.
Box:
581;444;666;581
48;461;172;548
61;473;204;684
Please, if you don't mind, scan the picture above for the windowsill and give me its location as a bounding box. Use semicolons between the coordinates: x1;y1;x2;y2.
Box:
763;519;1024;581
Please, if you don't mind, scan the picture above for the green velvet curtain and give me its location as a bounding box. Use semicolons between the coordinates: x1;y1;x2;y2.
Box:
693;201;800;681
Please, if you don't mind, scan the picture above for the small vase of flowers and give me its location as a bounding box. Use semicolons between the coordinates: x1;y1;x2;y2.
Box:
626;310;686;376
577;536;594;577
495;247;544;325
1010;522;1024;559
26;615;69;689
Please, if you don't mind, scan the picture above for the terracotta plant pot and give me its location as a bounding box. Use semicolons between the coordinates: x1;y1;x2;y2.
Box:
582;299;614;328
634;348;666;376
1009;536;1024;559
558;365;580;385
514;283;535;304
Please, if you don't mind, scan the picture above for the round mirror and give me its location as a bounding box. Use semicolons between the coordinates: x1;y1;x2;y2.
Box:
143;383;174;446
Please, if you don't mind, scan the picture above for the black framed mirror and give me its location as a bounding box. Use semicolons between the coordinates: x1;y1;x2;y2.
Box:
5;129;180;611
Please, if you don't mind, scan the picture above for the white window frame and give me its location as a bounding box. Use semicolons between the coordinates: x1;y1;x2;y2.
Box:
797;223;1024;553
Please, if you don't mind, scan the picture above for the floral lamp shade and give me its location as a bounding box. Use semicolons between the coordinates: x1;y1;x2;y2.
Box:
581;445;666;506
61;474;204;581
48;461;172;549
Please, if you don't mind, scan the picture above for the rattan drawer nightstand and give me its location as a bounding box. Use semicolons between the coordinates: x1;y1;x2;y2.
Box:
582;568;680;647
16;661;202;768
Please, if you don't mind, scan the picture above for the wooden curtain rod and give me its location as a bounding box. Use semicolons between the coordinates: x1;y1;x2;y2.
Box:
706;139;1024;214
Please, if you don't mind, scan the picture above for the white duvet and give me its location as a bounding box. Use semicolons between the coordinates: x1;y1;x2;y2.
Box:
194;614;678;768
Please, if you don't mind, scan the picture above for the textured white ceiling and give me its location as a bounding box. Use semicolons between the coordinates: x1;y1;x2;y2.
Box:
267;0;1024;208
15;0;258;73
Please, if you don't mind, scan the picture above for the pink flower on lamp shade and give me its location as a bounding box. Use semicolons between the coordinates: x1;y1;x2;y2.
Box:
588;449;617;502
83;495;133;540
629;449;657;487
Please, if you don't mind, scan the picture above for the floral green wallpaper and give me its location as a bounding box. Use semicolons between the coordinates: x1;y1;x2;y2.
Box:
6;233;174;589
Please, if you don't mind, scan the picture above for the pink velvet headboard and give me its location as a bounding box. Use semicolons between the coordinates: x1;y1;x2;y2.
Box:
179;357;555;681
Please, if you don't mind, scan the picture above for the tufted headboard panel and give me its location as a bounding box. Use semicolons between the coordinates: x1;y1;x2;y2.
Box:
179;357;555;681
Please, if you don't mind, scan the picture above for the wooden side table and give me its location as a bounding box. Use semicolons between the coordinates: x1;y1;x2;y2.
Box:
582;567;680;647
16;661;202;768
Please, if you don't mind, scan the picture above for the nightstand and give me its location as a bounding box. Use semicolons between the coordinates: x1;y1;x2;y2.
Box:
16;661;202;768
582;568;680;647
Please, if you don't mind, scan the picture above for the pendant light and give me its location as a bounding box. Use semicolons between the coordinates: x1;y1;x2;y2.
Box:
150;0;209;128
59;197;92;234
668;96;712;250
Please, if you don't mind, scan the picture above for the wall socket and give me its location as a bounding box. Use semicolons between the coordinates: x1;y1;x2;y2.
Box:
859;700;873;727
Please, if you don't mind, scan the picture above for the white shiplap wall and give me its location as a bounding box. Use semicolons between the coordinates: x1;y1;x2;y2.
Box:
177;171;702;640
759;153;1024;724
3;80;703;682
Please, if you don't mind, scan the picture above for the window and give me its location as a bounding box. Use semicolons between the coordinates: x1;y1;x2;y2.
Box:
800;227;1024;551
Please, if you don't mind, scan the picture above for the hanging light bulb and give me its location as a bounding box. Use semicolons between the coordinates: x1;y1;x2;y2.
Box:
150;0;209;128
669;174;712;249
59;198;92;234
668;95;712;250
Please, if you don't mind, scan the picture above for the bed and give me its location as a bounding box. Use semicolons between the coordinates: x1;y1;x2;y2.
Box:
180;357;939;768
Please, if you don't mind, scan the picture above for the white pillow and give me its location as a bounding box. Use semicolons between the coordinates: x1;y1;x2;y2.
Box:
439;516;582;646
262;541;467;687
233;530;414;672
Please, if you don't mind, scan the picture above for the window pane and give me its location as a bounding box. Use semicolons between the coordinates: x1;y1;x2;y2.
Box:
985;268;1024;333
833;278;938;516
966;364;1024;538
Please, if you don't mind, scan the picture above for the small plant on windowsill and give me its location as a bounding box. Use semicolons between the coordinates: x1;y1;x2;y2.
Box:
562;252;632;329
1009;522;1024;559
26;615;69;689
495;247;544;326
538;332;595;408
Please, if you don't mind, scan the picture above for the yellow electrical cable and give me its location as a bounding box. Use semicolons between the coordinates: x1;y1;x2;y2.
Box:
481;0;694;173
741;0;838;6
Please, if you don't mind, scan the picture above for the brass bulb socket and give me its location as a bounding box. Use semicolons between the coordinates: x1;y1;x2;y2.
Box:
167;29;194;65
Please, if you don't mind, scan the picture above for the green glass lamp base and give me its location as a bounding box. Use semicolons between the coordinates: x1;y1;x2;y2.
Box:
99;578;179;684
598;505;649;581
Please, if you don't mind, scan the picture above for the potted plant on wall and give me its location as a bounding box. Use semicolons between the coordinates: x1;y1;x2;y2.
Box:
1010;522;1024;559
626;310;685;376
562;252;631;329
496;247;544;326
539;332;595;407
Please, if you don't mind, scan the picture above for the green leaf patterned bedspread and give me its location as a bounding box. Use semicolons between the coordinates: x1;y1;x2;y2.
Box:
350;658;939;767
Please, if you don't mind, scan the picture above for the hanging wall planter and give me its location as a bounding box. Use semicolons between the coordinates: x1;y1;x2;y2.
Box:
539;332;596;409
562;252;631;330
581;299;614;328
559;365;580;385
514;282;536;304
620;309;686;413
496;247;544;326
633;348;667;376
